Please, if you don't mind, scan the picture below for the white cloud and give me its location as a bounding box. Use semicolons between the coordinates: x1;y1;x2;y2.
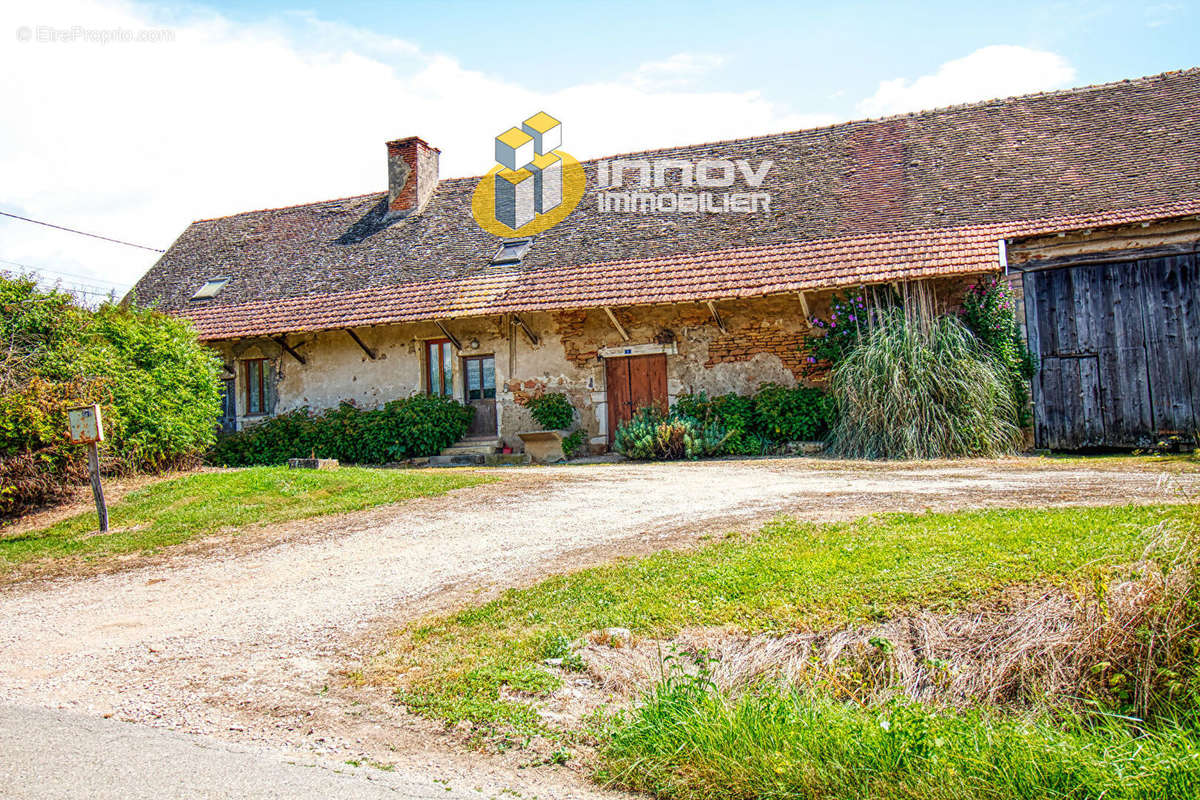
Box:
856;45;1077;118
627;52;727;89
0;1;832;294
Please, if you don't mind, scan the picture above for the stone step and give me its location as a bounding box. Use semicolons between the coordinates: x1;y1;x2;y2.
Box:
428;453;485;467
485;452;531;467
440;437;502;457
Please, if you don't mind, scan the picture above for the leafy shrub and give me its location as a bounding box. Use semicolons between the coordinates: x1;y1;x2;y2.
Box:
673;384;836;454
673;392;759;454
960;277;1036;426
829;310;1021;459
561;429;587;458
751;383;837;442
1;275;222;518
208;395;474;466
613;407;727;460
525;392;574;430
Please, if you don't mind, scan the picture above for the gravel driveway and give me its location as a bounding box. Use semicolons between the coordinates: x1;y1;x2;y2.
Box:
0;457;1195;798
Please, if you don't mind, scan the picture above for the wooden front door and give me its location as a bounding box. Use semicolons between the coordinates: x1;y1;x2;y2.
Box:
463;355;497;437
605;353;668;438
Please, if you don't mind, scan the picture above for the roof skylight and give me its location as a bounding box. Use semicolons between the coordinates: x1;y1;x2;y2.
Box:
490;238;533;265
190;277;229;301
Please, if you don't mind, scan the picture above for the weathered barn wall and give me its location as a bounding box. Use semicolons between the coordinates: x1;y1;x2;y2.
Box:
1005;217;1200;450
1005;217;1200;340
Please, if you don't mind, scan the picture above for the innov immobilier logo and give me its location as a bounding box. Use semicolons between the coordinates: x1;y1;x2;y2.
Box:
471;112;774;235
470;112;586;237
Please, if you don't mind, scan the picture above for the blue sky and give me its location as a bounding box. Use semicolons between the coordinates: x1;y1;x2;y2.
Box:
193;0;1195;121
0;0;1195;296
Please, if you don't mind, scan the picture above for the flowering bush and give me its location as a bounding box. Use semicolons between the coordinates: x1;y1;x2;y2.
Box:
802;290;874;373
960;278;1034;378
960;278;1036;424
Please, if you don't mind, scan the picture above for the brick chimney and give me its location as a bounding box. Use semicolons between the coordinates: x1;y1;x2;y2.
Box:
386;136;440;216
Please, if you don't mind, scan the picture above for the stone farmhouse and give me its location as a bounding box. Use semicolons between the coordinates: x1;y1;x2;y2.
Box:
132;69;1200;453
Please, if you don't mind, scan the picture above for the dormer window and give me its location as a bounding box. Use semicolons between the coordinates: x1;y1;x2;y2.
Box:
190;276;229;301
490;238;533;265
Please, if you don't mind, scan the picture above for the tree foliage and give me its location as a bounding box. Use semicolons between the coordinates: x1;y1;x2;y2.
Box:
1;275;222;517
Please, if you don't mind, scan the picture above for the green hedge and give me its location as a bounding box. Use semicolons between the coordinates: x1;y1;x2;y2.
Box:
208;395;474;466
1;275;222;518
673;382;836;455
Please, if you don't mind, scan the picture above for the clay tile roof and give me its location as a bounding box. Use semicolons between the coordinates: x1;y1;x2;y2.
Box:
178;199;1200;340
132;68;1200;340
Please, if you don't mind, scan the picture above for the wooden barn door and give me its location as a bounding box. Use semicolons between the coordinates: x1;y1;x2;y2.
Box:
605;354;668;438
1025;252;1200;449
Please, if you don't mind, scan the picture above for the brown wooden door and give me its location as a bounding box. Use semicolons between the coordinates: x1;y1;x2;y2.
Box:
462;355;497;437
606;354;668;438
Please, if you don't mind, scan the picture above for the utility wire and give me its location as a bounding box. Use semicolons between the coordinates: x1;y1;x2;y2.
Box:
0;210;165;253
0;257;130;288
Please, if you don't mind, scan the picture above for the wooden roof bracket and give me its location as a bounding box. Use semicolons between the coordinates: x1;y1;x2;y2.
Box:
797;292;811;328
434;320;462;351
272;335;306;365
346;328;377;360
511;314;539;346
604;306;630;341
705;300;727;334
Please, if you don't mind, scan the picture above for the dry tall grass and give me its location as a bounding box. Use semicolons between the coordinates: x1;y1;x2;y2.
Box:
578;521;1199;720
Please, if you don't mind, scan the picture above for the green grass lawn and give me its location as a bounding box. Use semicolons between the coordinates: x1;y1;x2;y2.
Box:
600;681;1200;800
377;504;1190;735
0;466;491;571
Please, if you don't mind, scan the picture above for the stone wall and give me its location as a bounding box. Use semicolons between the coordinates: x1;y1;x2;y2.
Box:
208;279;986;449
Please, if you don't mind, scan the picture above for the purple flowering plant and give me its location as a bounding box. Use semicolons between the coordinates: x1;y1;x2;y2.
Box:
960;276;1037;425
960;277;1034;380
801;289;875;374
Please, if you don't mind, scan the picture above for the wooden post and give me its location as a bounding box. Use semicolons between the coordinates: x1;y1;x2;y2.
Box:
70;404;108;533
87;441;108;532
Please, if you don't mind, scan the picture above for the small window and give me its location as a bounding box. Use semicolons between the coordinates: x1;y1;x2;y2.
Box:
244;358;268;415
490;238;533;265
464;355;495;400
190;277;229;301
426;340;453;398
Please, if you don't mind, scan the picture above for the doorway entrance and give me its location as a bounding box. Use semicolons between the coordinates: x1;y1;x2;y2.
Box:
604;353;668;439
462;354;497;437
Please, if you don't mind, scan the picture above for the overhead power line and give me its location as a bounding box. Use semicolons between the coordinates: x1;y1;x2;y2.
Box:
0;257;130;289
0;210;165;253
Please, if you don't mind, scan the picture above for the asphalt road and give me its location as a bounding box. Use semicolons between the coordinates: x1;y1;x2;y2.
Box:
0;705;475;800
